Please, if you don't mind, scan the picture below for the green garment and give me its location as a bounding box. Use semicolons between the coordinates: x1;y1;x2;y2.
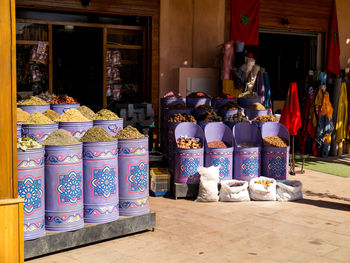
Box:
336;82;349;142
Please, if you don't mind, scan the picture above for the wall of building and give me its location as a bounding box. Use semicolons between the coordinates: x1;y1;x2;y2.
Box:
159;0;225;96
336;0;350;70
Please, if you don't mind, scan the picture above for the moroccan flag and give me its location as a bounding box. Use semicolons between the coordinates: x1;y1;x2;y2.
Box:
231;0;260;45
327;0;340;75
279;82;302;136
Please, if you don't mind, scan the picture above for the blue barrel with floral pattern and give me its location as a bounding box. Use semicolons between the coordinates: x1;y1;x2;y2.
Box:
83;141;119;223
59;121;93;139
17;104;50;114
17;148;45;240
50;103;80;115
21;123;58;142
44;144;84;231
118;137;149;216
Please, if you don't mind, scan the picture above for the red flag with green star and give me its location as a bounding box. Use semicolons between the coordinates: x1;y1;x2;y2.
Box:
231;0;260;45
327;0;340;76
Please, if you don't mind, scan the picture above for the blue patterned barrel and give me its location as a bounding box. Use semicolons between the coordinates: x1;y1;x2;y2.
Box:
118;137;149;216
83;141;119;223
17;148;45;240
93;119;123;136
21;123;59;142
17;122;22;138
44;144;84;231
17;105;50;114
59;121;93;139
50;104;80;115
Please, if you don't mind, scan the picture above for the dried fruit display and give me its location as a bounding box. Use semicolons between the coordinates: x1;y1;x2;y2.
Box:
169;113;196;123
263;136;288;147
176;136;202;149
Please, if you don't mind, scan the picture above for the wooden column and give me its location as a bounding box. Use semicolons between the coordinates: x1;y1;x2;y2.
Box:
0;0;24;262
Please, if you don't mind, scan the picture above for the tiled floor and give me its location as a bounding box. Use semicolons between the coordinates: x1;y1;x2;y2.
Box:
29;169;350;263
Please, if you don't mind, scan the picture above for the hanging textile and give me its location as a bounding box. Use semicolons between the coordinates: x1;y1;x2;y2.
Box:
299;87;313;154
222;42;234;80
335;82;349;143
231;0;260;45
327;0;341;75
263;72;271;109
279;82;302;136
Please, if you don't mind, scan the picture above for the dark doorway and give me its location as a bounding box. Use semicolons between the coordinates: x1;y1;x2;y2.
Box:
53;25;103;111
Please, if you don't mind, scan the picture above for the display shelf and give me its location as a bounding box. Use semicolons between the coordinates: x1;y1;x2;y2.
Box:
106;43;144;50
16;40;49;45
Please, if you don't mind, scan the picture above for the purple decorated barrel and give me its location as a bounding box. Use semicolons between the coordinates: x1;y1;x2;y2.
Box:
261;122;290;180
233;122;261;181
238;98;261;108
224;121;241;130
198;121;223;130
59;121;93;139
45;144;84;231
21;123;59;142
51;103;80;115
252;120;278;128
245;109;269;120
118;137;149;216
219;109;243;121
17;122;22;138
168;121;182;175
160;98;185;108
93;119;123;137
83;141;119;223
17;148;45;240
204;123;233;181
17;105;50;114
186;97;211;109
192;108;212;120
174;123;204;184
212;98;237;110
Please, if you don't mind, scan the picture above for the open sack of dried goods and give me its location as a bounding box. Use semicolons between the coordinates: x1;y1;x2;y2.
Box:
249;177;276;201
219;180;250;202
195;166;220;202
276;180;303;201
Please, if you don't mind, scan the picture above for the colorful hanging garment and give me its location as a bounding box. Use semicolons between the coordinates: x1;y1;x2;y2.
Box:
327;0;341;75
299;87;313;154
231;0;260;45
263;72;271;109
336;82;349;143
279;82;302;136
222;42;234;80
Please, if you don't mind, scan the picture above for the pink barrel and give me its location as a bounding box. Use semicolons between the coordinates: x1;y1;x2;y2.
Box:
261;122;290;180
17;148;45;240
118;137;149;216
204;123;233;181
233;122;262;181
83;141;119;223
174;123;204;184
45;144;84;231
17;104;50;114
186;97;211;109
93;119;123;137
21;123;59;142
50;103;80;115
17;122;22;138
59;121;93;139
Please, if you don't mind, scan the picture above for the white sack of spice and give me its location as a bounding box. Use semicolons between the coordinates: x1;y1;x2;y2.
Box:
276;180;303;201
195;166;220;202
219;180;250;202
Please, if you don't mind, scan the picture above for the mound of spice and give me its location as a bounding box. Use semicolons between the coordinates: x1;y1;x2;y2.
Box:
114;126;145;139
220;101;242;110
43;109;60;121
93;109;120;121
17;136;42;151
227;112;249;122
263;136;288;147
77;106;95;120
237;142;256;147
176;136;202;149
169;103;188;110
22;112;54;125
254;179;273;187
41;129;81;146
196;104;213;111
208;141;227;148
50;94;78;104
17;108;30;122
238;91;259;99
18;96;48;105
197;111;222;122
252;115;276;122
249;103;266;110
57;109;90;122
169;113;196;123
36;92;56;103
80;126;116;142
187;92;210;98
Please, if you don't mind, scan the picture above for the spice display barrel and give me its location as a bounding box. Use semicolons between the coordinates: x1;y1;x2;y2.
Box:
186;97;211;109
45;144;84;231
118;137;149;216
59;121;93;139
211;98;237;110
93;119;123;137
51;103;80;115
204;123;233;181
261;122;290;180
165;109;191;126
198;121;223;130
167;121;182;175
224;121;241;130
17;105;50;114
233;122;261;181
17;122;22;138
17;148;45;240
174;123;204;184
192;108;211;120
252;121;278;128
219;109;243;121
83;141;119;223
22;123;59;142
237;98;261;109
160;98;185;108
244;109;269;120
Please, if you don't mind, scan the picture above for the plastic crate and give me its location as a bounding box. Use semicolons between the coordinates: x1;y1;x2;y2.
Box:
150;168;171;196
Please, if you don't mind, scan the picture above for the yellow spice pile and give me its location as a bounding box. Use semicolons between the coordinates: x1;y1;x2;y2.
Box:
17;108;30;122
18;96;48;105
43;109;60;121
57;108;91;122
22;112;54;125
